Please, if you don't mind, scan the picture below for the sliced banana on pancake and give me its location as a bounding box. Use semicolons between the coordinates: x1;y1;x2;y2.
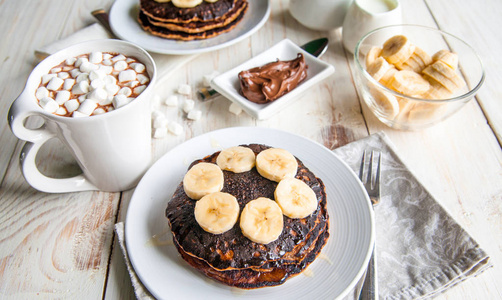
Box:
172;0;203;8
381;35;415;65
183;162;224;200
274;178;317;219
216;146;256;173
256;148;298;182
194;192;239;234
240;197;284;244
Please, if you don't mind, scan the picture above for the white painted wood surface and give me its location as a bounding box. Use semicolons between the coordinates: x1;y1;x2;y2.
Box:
0;0;500;299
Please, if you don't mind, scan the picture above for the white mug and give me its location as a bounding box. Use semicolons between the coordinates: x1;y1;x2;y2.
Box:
289;0;352;31
8;39;157;193
342;0;402;53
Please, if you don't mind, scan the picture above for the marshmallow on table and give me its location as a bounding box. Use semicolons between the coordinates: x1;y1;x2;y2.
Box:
202;71;220;87
187;110;202;121
183;99;195;113
177;84;191;95
165;95;178;107
168;121;183;136
229;102;243;115
153;127;168;139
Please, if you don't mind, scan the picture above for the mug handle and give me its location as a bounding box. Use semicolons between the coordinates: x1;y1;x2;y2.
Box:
8;90;98;193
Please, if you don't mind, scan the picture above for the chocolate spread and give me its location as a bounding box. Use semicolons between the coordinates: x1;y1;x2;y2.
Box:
238;53;308;104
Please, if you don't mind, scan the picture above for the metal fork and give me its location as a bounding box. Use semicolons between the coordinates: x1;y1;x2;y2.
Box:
358;151;381;300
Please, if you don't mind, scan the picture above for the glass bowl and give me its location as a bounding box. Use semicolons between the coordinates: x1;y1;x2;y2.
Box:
354;24;485;130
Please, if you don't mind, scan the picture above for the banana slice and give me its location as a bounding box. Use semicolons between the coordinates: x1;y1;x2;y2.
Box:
240;197;284;244
389;70;430;96
274;178;317;219
367;57;392;82
421;79;453;99
216;146;256;173
379;67;398;88
365;46;382;68
422;61;464;92
183;162;224;200
369;85;400;118
171;0;203;8
194;192;240;234
205;0;219;2
398;46;432;73
432;50;459;70
381;35;415;65
154;0;171;2
256;148;298;182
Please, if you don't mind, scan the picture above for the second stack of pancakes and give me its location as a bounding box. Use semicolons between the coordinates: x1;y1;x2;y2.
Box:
139;0;249;41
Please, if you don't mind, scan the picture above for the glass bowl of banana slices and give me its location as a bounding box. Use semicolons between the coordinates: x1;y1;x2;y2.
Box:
354;24;485;130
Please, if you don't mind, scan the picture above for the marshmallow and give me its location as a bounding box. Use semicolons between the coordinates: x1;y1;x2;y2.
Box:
39;97;59;113
202;71;220;87
153;127;168;139
55;90;71;105
55;107;67;116
77;99;98;116
76;73;89;83
42;74;56;84
65;57;77;66
80;61;99;73
102;59;113;66
99;65;113;75
165;95;178;107
105;83;120;96
130;63;146;73
90;78;105;90
134;85;146;95
57;72;69;79
35;87;49;100
78;95;86;103
75;57;88;68
72;81;89;95
93;108;107;115
177;84;191;95
168;121;183;136
50;67;62;73
137;74;149;85
153;116;168;128
114;60;128;72
70;68;81;78
187;109;202;121
151;110;165;119
111;54;126;62
63;78;75;90
104;75;117;85
112;94;131;109
118;87;132;97
118;69;136;82
126;58;135;63
100;96;113;106
103;53;112;60
47;77;64;91
89;88;108;101
89;51;103;64
89;69;106;81
183;99;195;113
151;94;161;109
72;111;88;118
126;81;139;88
229;102;243;115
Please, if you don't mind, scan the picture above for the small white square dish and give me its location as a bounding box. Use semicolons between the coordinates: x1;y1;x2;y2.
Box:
210;39;335;120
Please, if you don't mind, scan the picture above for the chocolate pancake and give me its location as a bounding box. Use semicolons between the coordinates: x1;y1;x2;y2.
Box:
138;3;247;41
145;0;247;34
166;144;329;272
140;0;241;23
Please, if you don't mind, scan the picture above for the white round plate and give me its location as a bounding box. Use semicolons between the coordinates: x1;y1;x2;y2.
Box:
109;0;270;55
125;127;374;300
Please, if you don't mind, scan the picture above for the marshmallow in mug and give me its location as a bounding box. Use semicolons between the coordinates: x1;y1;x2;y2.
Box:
35;52;150;117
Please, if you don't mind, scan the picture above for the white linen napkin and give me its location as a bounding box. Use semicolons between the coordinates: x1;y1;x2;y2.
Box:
115;132;491;300
35;23;198;83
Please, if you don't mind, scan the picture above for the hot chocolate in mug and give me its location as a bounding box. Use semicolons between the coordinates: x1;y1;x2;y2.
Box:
8;39;157;193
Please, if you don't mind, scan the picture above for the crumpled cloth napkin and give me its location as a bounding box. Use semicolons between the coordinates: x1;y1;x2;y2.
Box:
115;132;491;300
35;23;198;83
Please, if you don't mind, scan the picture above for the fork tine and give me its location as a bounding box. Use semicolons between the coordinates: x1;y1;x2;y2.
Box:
374;152;381;198
366;151;374;187
359;151;367;181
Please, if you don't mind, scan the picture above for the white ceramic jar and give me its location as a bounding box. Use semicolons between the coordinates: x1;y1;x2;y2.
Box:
289;0;352;31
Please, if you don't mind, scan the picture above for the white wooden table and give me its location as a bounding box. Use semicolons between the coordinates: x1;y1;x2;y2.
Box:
0;0;501;299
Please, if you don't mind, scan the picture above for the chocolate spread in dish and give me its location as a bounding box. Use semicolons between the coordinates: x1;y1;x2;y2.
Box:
238;53;308;104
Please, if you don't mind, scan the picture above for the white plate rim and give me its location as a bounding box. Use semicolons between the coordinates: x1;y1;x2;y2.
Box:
125;126;374;300
109;0;271;55
210;39;335;120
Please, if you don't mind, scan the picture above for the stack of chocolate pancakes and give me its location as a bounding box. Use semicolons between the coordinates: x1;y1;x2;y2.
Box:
138;0;249;41
166;144;330;289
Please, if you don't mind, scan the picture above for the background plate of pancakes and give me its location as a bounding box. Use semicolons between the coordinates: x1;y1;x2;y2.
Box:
109;0;270;55
125;127;375;300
